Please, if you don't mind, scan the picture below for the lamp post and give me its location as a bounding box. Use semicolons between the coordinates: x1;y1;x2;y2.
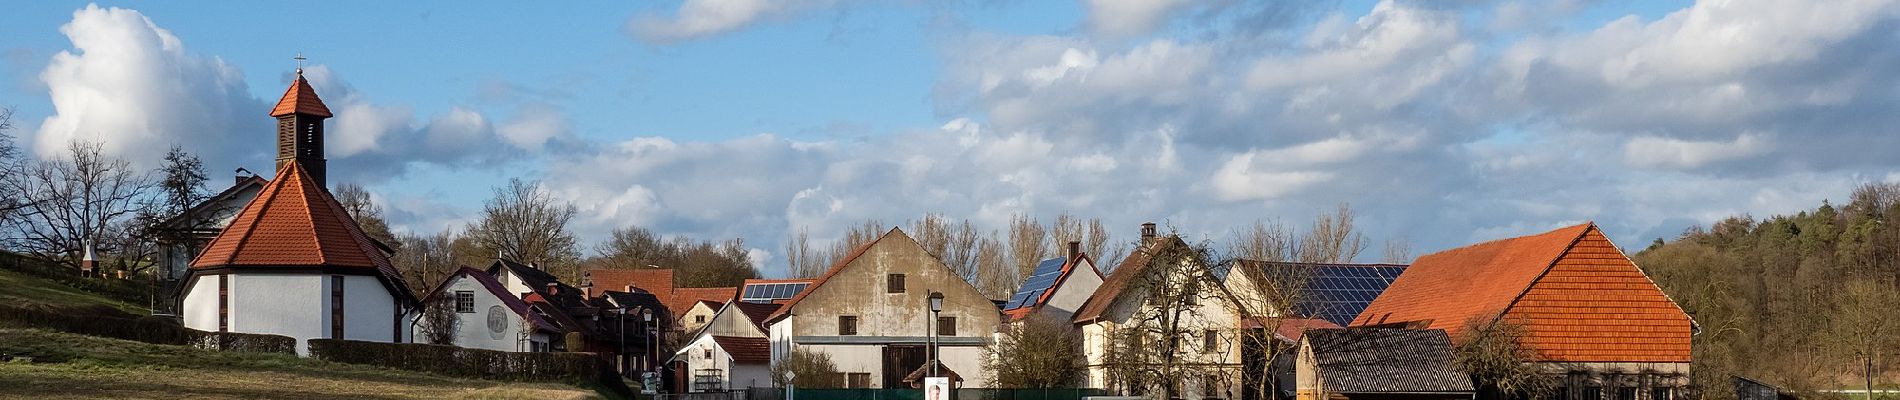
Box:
643;308;656;376
927;291;944;377
616;307;627;377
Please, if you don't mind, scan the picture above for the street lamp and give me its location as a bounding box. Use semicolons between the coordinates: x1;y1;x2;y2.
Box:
643;308;656;375
616;307;627;377
927;291;944;377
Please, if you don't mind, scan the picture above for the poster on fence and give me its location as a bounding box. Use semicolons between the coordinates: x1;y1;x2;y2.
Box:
925;377;951;400
642;372;660;394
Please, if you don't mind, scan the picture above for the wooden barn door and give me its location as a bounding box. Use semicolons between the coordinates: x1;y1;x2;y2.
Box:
882;345;925;388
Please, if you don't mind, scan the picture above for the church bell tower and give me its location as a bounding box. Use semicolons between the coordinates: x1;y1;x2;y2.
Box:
269;62;333;186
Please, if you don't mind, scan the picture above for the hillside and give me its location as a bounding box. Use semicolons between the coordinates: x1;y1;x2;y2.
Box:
0;328;598;399
0;267;144;314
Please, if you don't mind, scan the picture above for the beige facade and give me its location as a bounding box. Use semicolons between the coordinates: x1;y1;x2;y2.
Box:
765;228;1001;388
1076;238;1246;400
679;301;721;333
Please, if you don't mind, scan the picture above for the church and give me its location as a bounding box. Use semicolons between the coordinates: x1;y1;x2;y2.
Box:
178;67;418;354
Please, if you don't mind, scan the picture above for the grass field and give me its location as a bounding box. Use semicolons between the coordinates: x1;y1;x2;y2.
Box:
0;329;602;399
0;266;145;314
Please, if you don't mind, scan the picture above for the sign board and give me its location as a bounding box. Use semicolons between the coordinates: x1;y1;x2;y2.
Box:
924;377;952;400
642;372;660;395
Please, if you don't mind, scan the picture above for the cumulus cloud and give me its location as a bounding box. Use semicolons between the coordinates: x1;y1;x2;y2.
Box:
33;4;266;169
1623;133;1771;170
625;0;835;44
1083;0;1196;37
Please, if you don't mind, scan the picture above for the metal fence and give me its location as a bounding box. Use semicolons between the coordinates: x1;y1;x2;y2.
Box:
727;388;1109;400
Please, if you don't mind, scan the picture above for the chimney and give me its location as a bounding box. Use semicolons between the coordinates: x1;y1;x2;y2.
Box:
80;239;97;275
234;167;253;185
1140;222;1157;241
626;285;636;293
1067;241;1081;259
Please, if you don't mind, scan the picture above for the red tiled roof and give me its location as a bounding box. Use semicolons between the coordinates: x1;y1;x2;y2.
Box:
730;302;783;331
712;335;771;364
1352;222;1693;362
764;229;895;323
190;162;402;290
669;287;736;318
1352;223;1589;337
1271;318;1340;342
1072;238;1165;324
586;268;675;299
269;75;332;118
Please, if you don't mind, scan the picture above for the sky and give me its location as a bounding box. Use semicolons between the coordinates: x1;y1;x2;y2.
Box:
4;0;1899;277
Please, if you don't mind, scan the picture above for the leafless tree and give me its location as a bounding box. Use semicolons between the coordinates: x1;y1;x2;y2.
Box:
986;313;1086;388
824;219;885;268
594;226;757;287
910;214;981;282
392;230;459;295
1382;236;1413;263
0;107;19;224
785;227;826;278
1008;213;1049;281
466;178;582;282
1101;234;1240;399
4;140;155;273
771;348;845;388
1230;219;1295;263
334;183;396;247
417;293;460;345
1297;203;1368;263
1831;278;1899;398
1454;317;1553;399
974;231;1012;299
1051;213;1124;266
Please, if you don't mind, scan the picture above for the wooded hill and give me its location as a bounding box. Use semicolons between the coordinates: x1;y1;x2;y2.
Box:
1635;183;1900;394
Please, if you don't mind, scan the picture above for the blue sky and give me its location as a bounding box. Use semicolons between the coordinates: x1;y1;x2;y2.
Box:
4;0;1895;276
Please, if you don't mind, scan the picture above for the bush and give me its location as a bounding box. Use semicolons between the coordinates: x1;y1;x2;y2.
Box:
771;348;844;388
0;304;293;354
307;339;632;397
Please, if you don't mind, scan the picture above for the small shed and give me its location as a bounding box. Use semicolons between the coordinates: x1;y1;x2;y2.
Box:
1296;328;1474;400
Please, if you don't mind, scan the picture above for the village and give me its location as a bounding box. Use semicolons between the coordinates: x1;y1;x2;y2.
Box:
4;1;1900;400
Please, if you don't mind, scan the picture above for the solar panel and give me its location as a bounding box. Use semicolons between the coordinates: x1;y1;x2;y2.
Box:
1297;264;1408;326
740;282;813;303
1002;257;1067;310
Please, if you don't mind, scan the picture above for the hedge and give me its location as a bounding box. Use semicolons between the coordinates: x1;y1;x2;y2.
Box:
307;339;632;397
0;304;294;354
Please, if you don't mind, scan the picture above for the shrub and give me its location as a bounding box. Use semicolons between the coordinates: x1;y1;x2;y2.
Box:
0;304;293;355
771;348;844;388
306;338;631;397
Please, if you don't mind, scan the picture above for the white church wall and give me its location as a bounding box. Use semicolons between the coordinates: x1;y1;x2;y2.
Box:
181;275;220;331
230;273;325;355
342;275;397;342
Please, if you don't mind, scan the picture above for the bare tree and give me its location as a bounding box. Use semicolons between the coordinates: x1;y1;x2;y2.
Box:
594;226;758;287
1297;203;1368;263
1230;219;1295;263
1382;236;1413;264
334;183;396;247
1101;234;1241;399
910;214;981;282
986;313;1086;388
785;227;826;278
392;230;459;295
5;141;154;273
771;348;844;388
824;219;885;268
1454;317;1553;399
1008;213;1049;282
1051;213;1123;265
1831;278;1900;398
974;231;1011;298
0;107;19;224
466;178;582;281
417;293;460;345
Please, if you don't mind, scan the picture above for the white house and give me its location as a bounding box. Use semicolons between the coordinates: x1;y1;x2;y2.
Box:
1001;241;1104;323
413;267;560;352
1072;224;1247;399
671;301;781;392
764;228;1001;389
180;71;417;355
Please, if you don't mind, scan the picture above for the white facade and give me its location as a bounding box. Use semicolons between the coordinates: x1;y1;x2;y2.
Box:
411;273;552;352
675;334;772;392
180;271;403;356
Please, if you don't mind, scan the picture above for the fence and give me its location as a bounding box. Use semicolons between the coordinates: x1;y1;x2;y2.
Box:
734;388;1109;400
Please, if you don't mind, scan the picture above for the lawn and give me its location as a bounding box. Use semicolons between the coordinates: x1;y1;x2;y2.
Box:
0;328;602;399
0;261;145;315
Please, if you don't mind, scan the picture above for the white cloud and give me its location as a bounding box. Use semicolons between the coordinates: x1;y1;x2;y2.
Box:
1623;133;1770;169
625;0;834;44
33;5;265;169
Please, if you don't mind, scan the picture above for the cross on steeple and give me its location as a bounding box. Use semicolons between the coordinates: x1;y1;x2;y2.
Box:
294;52;307;75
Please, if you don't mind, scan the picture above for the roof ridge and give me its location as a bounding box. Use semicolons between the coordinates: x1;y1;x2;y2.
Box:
765;228;899;323
1491;222;1594;327
291;164;327;265
208;164;292;267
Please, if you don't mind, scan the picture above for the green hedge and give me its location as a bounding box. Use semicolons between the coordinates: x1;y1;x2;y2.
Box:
307;339;632;397
0;304;294;354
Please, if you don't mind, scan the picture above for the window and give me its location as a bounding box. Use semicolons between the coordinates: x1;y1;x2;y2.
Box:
846;373;872;388
695;315;707;323
1616;387;1636;400
839;316;858;335
704;348;713;359
887;274;906;293
454;291;475;313
217;275;229;332
1202;330;1219;353
1581;386;1601;400
1203;375;1222;400
937;316;957;336
1650;387;1672;400
330;275;345;339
